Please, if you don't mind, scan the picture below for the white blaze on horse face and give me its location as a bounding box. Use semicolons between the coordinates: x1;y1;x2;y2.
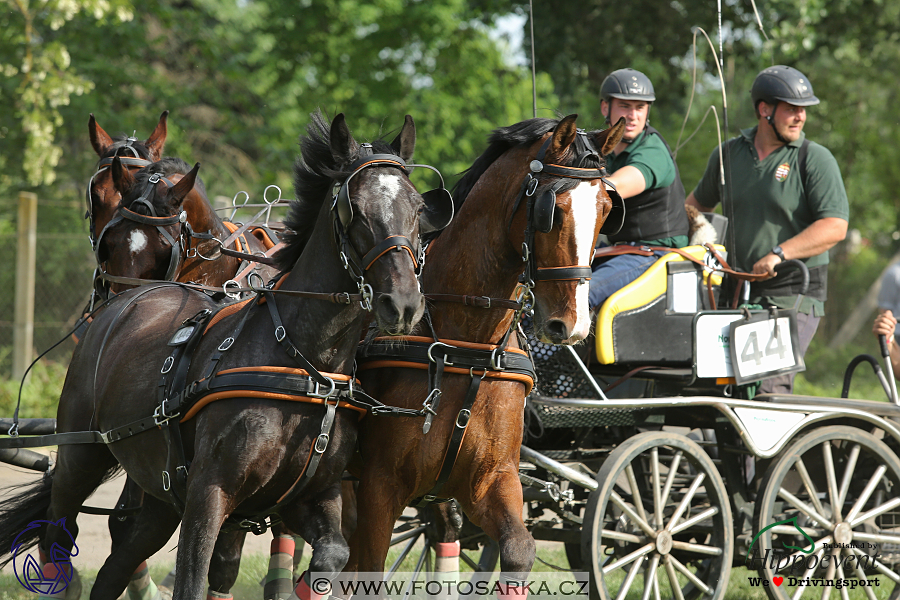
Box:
129;230;148;255
369;173;404;221
568;180;599;341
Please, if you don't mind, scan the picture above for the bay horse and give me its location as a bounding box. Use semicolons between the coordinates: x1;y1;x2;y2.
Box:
87;112;169;247
345;115;626;592
0;111;434;600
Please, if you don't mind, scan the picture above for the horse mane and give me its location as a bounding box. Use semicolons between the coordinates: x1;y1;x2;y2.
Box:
122;157;207;216
446;117;605;237
274;110;400;272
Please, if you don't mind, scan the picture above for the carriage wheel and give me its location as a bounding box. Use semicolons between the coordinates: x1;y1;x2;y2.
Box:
753;425;900;600
582;431;733;600
387;504;499;581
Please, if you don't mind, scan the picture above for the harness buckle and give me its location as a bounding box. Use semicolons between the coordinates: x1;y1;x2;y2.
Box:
521;242;530;263
314;433;330;454
427;342;454;365
154;400;179;425
218;337;235;351
456;409;472;428
148;173;162;184
491;348;506;371
480;296;492;309
274;326;286;342
311;377;337;400
422;388;441;415
162;470;171;491
337;292;352;305
161;356;175;374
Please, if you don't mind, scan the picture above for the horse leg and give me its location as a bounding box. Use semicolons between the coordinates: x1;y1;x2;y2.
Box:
280;483;349;600
91;494;181;600
345;471;409;574
107;477;167;600
262;524;296;600
172;480;231;600
207;529;246;600
433;501;464;577
464;472;535;598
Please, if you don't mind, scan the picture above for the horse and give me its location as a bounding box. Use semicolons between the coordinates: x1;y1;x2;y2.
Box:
87;112;169;247
0;111;437;600
96;155;278;295
344;114;626;593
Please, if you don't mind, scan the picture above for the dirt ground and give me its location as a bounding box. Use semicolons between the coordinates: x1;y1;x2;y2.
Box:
0;458;274;572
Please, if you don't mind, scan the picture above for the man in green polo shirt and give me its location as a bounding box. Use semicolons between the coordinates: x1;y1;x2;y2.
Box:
686;65;849;394
589;68;689;309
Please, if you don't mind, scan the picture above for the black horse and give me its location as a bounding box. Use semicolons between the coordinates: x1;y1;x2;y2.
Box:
0;111;437;600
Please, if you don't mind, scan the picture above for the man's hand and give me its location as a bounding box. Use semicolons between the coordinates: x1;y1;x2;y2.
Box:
874;310;897;342
752;253;782;279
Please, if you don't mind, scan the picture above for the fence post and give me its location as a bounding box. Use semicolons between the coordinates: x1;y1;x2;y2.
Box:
13;192;37;382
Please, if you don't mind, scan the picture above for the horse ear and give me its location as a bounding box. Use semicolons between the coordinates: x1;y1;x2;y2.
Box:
390;115;416;162
330;113;359;164
145;110;169;161
593;117;626;157
545;114;579;162
110;156;135;195
167;163;200;209
89;114;115;157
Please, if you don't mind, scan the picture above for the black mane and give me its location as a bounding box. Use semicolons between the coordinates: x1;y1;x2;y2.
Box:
122;157;206;216
448;117;605;232
274;110;401;272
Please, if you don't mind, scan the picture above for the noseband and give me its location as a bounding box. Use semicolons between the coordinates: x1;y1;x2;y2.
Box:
511;129;624;306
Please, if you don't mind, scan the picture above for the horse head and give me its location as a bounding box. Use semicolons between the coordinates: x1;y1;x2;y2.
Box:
96;157;199;293
510;114;626;344
86;111;169;244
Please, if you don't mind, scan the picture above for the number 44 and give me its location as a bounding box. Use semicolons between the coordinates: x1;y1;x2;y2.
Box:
741;327;787;366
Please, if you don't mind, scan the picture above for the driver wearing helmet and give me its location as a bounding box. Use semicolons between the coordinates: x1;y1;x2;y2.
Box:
686;65;849;394
589;68;689;309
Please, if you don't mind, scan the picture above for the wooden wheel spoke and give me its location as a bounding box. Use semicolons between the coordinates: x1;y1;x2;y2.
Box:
670;506;718;535
823;442;843;522
459;551;478;571
601;542;655;575
846;548;878;600
611;490;657;538
640;555;660;600
837;444;861;510
615;553;645;600
778;487;834;528
846;465;889;524
669;554;712;596
790;546;826;600
651;448;663;529
402;545;429;595
625;463;650;527
769;525;826;538
387;529;423;575
836;563;850;600
659;451;683;521
665;472;705;531
794;456;828;519
601;529;643;544
669;540;723;556
664;557;686;600
853;530;900;546
850;547;900;584
850;494;900;528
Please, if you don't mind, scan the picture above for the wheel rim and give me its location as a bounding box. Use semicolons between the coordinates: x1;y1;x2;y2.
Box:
583;431;733;600
753;425;900;600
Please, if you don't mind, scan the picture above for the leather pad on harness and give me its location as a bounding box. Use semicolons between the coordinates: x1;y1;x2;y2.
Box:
599;187;625;235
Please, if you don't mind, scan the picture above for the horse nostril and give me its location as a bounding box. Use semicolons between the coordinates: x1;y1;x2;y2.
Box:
545;319;570;342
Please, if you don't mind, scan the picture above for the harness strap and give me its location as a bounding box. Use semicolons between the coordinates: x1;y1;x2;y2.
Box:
360;235;418;271
593;243;768;282
534;266;592;281
264;292;334;388
424;294;520;311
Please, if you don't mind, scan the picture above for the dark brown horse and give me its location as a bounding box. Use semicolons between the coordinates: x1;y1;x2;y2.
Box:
96;156;278;294
345;115;625;589
87;112;169;245
0;112;431;600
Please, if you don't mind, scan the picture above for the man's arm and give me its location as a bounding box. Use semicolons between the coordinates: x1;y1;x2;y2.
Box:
873;309;900;378
685;191;712;211
606;165;646;199
752;217;848;277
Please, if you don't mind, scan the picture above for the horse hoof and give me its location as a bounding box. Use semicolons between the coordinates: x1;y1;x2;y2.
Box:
158;586;173;600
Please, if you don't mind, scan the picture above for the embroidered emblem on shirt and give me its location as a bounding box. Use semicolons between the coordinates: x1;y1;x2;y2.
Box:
775;163;791;182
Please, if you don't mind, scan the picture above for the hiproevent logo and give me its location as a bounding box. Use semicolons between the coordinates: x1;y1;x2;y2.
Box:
11;518;78;595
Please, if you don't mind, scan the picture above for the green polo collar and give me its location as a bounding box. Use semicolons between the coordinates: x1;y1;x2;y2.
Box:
741;125;807;148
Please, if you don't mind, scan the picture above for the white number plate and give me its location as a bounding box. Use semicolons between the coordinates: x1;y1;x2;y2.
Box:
729;313;804;384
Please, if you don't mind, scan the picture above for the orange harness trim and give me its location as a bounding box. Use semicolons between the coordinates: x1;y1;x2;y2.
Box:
251;227;278;250
364;236;418;271
368;335;529;355
181;366;365;422
222;221;245;254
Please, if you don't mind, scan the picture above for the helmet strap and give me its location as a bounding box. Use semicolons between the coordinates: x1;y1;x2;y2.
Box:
765;101;790;145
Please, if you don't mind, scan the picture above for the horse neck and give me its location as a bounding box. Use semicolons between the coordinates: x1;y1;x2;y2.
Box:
422;149;528;344
268;208;364;374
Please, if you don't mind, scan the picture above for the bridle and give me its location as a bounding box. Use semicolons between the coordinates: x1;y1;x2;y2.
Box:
331;143;453;311
510;128;625;310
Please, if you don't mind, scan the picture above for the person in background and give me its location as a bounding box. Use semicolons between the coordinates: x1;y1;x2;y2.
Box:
686;65;849;394
588;68;689;310
872;263;900;378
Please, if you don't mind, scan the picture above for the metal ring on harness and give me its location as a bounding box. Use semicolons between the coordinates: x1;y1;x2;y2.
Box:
161;356;175;374
218;337;235;351
223;279;240;299
274;326;286;342
310;377;336;400
427;342;454;365
491;348;506;371
314;433;330;454
456;409;471;428
247;272;265;289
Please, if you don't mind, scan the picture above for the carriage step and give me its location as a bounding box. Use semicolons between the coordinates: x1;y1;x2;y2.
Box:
0;447;51;471
0;418;57;436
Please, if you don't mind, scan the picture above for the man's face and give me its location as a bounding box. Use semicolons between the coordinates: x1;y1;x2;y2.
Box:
602;98;650;142
761;101;807;143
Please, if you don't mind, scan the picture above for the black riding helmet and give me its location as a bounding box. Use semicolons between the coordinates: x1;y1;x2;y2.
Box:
600;68;656;102
751;65;818;143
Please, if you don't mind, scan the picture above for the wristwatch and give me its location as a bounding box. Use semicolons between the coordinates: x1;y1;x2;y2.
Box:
772;245;786;262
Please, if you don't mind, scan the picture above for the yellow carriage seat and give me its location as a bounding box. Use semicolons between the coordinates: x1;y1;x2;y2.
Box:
595;245;725;365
